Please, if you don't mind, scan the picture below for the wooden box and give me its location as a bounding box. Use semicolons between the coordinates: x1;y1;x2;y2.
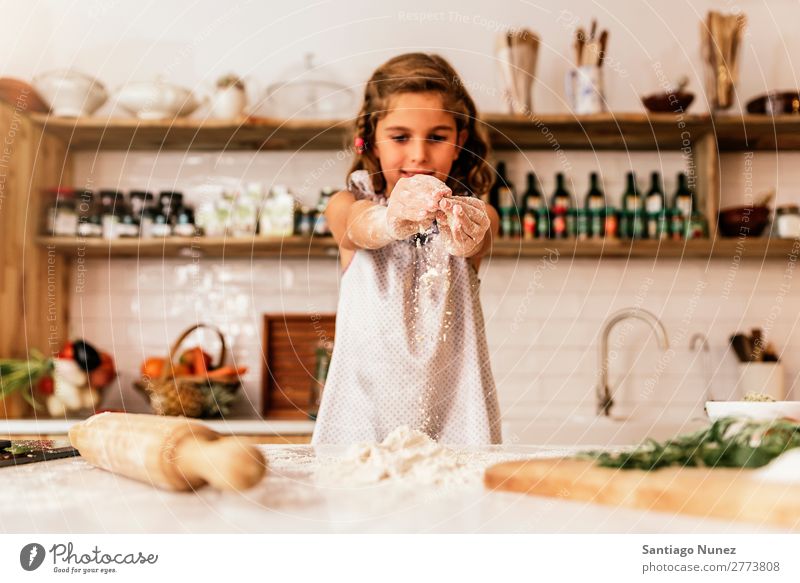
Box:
261;313;336;419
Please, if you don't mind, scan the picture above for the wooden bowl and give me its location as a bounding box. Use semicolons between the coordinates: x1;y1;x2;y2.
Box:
642;91;695;113
717;205;771;237
746;91;800;115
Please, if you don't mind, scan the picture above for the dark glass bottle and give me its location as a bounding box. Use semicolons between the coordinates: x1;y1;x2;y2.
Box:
645;172;666;239
621;172;642;212
672;172;694;219
550;173;573;239
584;172;606;211
645;172;665;214
523;172;544;211
488;161;513;213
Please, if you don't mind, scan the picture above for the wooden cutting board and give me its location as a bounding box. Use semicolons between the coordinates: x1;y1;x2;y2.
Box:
484;458;800;529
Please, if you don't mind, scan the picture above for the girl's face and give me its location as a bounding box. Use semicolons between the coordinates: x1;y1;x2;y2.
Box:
373;91;467;195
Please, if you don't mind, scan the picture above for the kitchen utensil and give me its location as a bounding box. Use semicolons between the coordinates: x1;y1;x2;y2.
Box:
701;11;747;111
0;439;79;468
750;328;765;361
566;66;606;115
485;457;800;528
737;362;786;401
116;79;201;120
747;91;800;115
69;412;267;491
495;29;540;115
705;400;799;422
717;205;771;237
730;333;753;362
0;77;50;113
32;69;108;117
260;53;355;119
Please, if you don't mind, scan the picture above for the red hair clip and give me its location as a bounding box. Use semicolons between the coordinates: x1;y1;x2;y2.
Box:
354;136;366;154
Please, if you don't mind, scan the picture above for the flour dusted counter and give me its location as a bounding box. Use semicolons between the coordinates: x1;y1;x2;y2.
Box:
0;444;785;534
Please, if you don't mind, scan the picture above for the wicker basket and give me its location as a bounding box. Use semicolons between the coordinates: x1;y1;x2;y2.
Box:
134;323;241;418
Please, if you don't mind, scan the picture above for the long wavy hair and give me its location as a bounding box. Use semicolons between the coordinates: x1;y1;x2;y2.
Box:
348;53;493;197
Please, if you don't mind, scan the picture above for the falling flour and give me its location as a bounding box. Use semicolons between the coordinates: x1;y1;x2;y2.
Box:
315;426;475;488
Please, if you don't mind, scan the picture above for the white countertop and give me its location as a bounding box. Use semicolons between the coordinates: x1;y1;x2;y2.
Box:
0;445;787;534
0;418;315;435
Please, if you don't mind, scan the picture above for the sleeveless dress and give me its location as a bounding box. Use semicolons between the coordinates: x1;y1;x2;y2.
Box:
311;171;502;445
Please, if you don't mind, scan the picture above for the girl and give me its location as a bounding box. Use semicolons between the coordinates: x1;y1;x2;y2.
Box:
311;53;502;445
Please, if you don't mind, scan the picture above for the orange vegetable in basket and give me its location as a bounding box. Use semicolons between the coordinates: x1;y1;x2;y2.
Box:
179;346;212;374
141;357;166;378
207;365;248;379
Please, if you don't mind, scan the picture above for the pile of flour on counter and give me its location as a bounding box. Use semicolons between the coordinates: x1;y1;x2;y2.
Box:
315;426;487;488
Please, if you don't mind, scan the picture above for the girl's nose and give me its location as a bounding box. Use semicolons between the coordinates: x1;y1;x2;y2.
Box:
409;137;429;164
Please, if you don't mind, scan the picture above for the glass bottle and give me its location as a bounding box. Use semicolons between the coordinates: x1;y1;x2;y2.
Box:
585;172;606;211
672;172;694;219
550;173;573;239
645;172;666;239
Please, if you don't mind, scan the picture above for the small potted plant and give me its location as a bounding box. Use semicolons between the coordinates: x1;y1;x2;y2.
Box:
209;74;247;120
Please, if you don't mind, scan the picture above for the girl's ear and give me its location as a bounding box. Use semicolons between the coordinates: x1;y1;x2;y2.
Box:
454;129;468;160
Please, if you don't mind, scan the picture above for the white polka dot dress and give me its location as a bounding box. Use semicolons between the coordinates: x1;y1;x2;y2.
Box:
311;172;502;445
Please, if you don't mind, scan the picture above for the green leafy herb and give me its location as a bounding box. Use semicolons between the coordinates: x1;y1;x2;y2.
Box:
4;443;34;455
579;417;800;470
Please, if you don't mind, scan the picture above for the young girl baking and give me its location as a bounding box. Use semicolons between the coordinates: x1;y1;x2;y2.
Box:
311;53;502;445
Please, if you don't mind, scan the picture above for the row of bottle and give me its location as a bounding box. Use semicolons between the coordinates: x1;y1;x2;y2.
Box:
484;163;707;240
43;185;337;239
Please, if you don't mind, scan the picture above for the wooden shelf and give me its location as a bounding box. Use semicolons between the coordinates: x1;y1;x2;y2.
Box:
29;112;712;152
712;115;800;151
37;236;340;258
39;236;798;260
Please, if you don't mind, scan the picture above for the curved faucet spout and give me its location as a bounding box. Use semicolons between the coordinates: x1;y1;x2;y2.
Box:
597;308;670;417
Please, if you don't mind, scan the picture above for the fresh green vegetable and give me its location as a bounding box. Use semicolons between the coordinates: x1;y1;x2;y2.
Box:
579;417;800;470
0;350;52;409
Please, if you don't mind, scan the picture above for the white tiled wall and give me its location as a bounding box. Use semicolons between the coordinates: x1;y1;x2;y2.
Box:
69;244;800;420
69;149;800;420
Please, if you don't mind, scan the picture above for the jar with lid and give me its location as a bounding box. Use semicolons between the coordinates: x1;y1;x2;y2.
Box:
297;206;314;237
173;206;197;237
99;190;123;239
775;205;800;238
314;187;335;236
43;188;79;236
129;191;153;223
158;191;183;224
150;212;172;237
75;189;101;238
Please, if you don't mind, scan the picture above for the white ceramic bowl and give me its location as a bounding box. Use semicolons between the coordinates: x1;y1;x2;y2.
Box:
705;401;800;422
116;80;200;120
32;69;108;117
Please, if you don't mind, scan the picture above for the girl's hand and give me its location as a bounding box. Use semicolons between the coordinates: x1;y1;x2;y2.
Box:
436;197;491;257
386;175;451;240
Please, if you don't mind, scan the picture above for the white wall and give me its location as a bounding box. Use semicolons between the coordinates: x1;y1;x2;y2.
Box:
3;0;798;421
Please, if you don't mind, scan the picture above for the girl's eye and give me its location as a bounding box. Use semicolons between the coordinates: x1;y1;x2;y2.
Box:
429;135;447;142
391;135;408;143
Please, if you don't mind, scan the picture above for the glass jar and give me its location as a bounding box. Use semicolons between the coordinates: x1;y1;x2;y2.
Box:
173;206;197;237
150;212;172;237
775;205;800;238
43;188;78;236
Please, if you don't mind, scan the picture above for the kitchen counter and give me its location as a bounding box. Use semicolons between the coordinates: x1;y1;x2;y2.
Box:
0;418;315;437
0;444;787;534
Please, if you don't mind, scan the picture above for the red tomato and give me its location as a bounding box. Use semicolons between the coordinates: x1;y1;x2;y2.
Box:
37;376;55;395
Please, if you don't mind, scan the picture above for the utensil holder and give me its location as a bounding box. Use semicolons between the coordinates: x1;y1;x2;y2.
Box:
566;66;606;115
737;362;785;401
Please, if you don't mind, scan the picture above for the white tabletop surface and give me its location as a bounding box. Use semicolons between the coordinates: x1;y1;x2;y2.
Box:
0;444;787;534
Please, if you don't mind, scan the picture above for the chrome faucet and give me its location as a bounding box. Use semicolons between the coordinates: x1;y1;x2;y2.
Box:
596;308;670;417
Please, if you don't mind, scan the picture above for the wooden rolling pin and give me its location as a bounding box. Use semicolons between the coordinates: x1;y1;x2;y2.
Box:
69;412;267;492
